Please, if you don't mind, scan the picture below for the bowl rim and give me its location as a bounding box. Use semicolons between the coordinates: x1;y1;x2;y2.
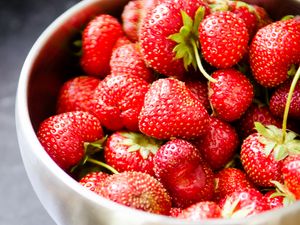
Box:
15;0;300;224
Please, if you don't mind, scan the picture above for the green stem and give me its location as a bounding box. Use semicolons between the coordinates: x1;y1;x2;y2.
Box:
281;66;300;143
86;158;119;174
191;40;217;83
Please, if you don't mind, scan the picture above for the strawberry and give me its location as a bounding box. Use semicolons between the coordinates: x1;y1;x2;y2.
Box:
282;155;300;199
112;35;132;51
92;73;149;131
104;131;162;175
249;18;300;87
80;14;123;77
97;171;172;215
79;171;109;193
110;43;155;82
264;190;285;209
208;69;254;122
139;0;210;78
228;1;258;38
193;117;239;170
56;76;100;114
153;139;214;208
214;168;255;201
139;78;209;140
37;111;104;170
240;131;283;187
252;4;273;29
184;79;210;111
270;79;300;119
178;201;222;220
220;188;270;218
236;103;282;140
121;0;143;42
198;11;249;69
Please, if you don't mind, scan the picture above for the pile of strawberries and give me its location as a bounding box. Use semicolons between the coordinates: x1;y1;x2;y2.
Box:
36;0;300;221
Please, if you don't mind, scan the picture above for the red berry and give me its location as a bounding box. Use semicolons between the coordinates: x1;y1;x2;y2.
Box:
282;155;300;199
79;171;109;193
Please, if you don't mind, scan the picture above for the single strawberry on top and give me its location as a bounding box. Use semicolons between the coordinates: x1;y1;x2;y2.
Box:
198;11;249;69
153;139;215;208
208;68;254;122
92;73;149;132
104;131;162;176
193;117;239;170
80;14;123;77
139;77;209;140
139;0;210;78
56;76;100;114
97;171;172;215
37;111;104;171
250;18;300;88
110;43;155;83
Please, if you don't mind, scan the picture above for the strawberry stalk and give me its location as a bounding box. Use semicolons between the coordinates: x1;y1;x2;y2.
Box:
86;158;119;174
281;65;300;143
169;6;217;82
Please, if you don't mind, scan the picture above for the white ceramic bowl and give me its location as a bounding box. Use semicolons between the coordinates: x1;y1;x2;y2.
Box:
16;0;300;225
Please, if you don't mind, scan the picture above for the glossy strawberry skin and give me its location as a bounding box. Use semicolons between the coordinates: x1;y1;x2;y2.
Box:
79;171;109;193
264;190;284;209
250;19;300;88
56;76;100;114
110;43;155;83
240;133;283;187
199;11;249;69
178;201;222;220
208;69;254;122
193;117;239;170
282;155;300;199
185;79;210;111
104;131;161;176
270;79;300;119
92;74;149;131
236;103;282;140
80;14;123;77
37;111;104;170
97;171;172;215
139;78;209;140
215;168;255;201
139;0;209;78
153;139;214;208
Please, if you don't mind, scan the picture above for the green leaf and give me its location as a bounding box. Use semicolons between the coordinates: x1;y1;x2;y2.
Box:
181;10;193;28
192;6;205;36
255;122;276;140
273;145;288;161
263;141;276;156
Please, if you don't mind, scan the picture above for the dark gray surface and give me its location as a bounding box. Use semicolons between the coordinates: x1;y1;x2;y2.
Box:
0;1;78;224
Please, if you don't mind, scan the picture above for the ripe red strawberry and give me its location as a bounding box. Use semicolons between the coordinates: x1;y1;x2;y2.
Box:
79;171;109;193
193;117;239;170
220;188;270;218
228;1;258;38
198;11;249;69
264;190;285;209
236;103;281;140
270;79;300;119
153;139;214;208
110;43;155;82
208;69;254;122
178;201;222;220
282;155;300;199
139;0;210;78
92;73;149;131
80;14;123;77
249;18;300;87
252;4;273;29
121;0;143;42
56;76;100;114
104;131;162;175
112;35;132;51
97;171;172;215
121;0;160;42
139;78;209;140
240;132;283;187
37;111;104;170
214;168;255;201
184;79;210;111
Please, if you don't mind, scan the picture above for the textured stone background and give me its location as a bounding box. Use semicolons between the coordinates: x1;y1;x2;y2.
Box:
0;1;78;224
